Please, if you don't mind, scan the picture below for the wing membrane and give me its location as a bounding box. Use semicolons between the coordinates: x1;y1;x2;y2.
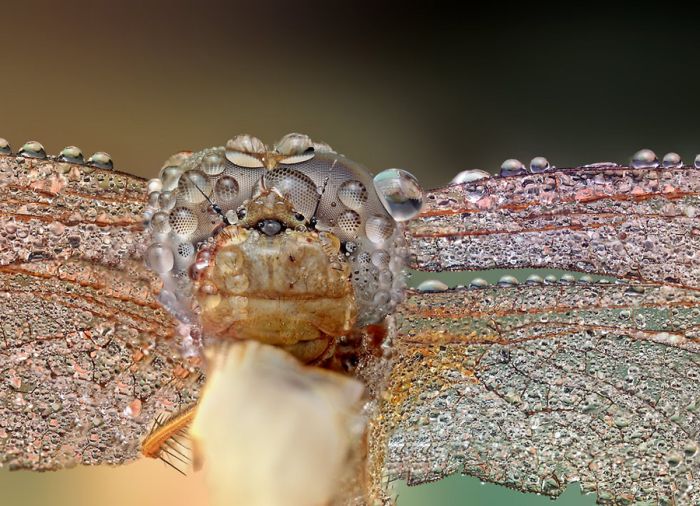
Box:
407;166;700;288
372;282;700;504
0;155;201;470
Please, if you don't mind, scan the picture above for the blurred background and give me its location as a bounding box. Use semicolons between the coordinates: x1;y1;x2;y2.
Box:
0;2;698;504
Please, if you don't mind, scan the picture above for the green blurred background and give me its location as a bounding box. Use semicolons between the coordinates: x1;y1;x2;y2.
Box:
0;2;698;505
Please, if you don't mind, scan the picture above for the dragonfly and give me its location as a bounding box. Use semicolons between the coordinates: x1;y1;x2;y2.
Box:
0;134;698;505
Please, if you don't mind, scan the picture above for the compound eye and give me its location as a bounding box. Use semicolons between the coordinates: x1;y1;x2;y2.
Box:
257;219;283;236
262;168;319;220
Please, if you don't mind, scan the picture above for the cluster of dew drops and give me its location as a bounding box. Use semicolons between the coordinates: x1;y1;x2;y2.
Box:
451;149;700;185
419;148;700;293
0;138;114;168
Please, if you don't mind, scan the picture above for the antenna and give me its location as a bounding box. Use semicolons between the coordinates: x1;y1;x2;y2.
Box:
184;172;231;226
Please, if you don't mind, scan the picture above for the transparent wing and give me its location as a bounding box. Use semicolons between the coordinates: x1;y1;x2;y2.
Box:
372;282;700;504
0;154;201;470
374;164;700;504
407;165;700;288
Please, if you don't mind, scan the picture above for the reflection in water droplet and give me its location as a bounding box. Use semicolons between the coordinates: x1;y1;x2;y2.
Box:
0;138;10;154
469;278;488;289
337;180;368;210
373;169;423;221
559;273;576;283
58;146;84;164
147;178;163;194
544;274;558;283
87;151;113;169
695;154;700;169
19;141;46;159
178;170;210;204
631;149;659;169
529;156;550;173
526;274;543;284
225;210;238;225
146;243;175;273
498;275;519;286
365;215;395;244
499;159;526;176
150;212;171;234
159;191;176;210
662;152;683;168
201;154;225;175
417;279;449;292
214;176;240;205
450;169;490;185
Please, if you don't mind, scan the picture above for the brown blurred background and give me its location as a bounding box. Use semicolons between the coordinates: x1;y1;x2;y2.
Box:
0;2;698;505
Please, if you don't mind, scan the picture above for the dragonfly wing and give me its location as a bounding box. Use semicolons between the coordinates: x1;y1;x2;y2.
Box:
407;166;700;288
372;282;700;504
0;155;201;470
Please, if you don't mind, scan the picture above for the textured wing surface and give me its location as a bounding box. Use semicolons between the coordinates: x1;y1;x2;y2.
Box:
0;155;201;470
407;166;700;288
372;283;700;504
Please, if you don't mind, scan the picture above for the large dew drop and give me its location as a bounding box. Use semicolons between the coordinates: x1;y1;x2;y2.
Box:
417;279;449;292
499;159;526;176
695;154;700;169
450;169;490;185
373;169;423;221
529;156;550;173
631;149;659;169
146;243;175;273
662;152;683;168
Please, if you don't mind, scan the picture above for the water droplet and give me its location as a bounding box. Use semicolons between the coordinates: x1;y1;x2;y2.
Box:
544;274;558;283
371;249;390;268
258;219;283;236
274;133;313;155
145;243;174;273
661;152;683;168
147;178;163;194
226;134;266;153
365;215;395;244
0;138;10;155
225;210;238;225
18;141;46;159
450;169;490;185
469;278;488;289
337;180;368;210
499;159;526;176
694;154;700;169
87;151;113;169
417;279;449;292
559;273;576;284
150;211;171;234
373;168;423;221
200;154;225;175
525;274;543;284
337;210;361;235
178;170;211;204
631;149;659;169
498;275;519;286
214;176;240;205
123;399;142;418
169;207;199;236
158;191;176;210
57;146;84;164
579;275;594;283
529;156;550;173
